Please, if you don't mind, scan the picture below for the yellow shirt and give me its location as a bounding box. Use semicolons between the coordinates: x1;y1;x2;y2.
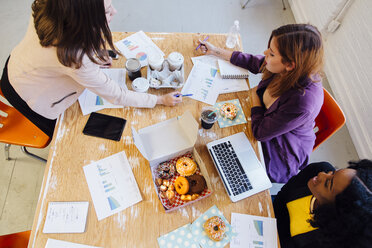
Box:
286;195;318;237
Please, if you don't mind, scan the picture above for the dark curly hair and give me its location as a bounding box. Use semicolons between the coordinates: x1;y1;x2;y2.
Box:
310;159;372;248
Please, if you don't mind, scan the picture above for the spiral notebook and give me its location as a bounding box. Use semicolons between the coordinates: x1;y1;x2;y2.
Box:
218;59;249;79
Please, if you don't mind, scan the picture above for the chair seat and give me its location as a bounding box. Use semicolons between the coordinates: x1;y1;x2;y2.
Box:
0;101;50;148
0;230;31;248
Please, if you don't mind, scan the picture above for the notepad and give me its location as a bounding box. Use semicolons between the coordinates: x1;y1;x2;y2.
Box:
43;201;89;233
218;59;249;79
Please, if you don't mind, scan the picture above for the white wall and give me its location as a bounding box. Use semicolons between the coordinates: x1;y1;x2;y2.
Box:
289;0;372;158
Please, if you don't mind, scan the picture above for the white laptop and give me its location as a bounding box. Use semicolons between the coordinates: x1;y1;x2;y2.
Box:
207;132;272;202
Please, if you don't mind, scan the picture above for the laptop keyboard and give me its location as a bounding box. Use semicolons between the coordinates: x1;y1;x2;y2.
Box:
212;141;253;196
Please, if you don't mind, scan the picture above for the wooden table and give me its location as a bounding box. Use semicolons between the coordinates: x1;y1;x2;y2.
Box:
28;32;276;248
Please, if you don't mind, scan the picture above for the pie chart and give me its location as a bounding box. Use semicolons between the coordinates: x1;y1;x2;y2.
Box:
136;52;147;61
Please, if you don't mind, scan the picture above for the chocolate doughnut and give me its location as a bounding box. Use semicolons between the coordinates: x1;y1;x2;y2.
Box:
157;162;175;179
186;174;207;194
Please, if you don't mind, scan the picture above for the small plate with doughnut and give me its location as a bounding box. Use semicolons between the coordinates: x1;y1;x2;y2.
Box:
214;99;248;128
190;205;237;246
152;150;213;212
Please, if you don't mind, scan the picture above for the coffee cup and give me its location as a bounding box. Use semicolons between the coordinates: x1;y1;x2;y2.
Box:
200;106;218;129
126;58;141;81
167;52;184;71
148;52;164;71
132;77;149;93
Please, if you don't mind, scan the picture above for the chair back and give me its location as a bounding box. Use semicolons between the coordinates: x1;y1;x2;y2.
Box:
0;81;50;148
313;88;345;150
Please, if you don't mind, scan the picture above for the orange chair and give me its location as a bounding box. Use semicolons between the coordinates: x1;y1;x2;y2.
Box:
0;83;51;162
0;230;30;248
313;88;346;151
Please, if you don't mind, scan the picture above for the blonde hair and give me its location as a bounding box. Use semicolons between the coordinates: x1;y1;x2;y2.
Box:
261;24;324;97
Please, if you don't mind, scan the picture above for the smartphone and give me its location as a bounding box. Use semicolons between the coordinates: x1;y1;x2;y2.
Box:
83;112;126;141
108;50;119;60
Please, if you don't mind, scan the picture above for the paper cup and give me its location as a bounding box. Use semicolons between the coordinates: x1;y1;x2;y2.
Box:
167;52;184;71
148;52;164;71
132;77;150;93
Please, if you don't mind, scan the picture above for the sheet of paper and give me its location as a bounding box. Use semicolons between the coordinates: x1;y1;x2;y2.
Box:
191;56;249;93
181;61;220;105
230;213;278;248
115;30;164;67
45;239;102;248
83;151;142;221
191;55;219;67
42;201;89;233
78;68;127;115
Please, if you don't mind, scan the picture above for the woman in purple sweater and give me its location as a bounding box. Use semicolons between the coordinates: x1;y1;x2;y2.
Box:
199;24;324;183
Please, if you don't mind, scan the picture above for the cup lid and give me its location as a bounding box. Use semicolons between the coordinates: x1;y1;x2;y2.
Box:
148;52;164;65
168;52;184;64
126;58;141;72
132;77;149;92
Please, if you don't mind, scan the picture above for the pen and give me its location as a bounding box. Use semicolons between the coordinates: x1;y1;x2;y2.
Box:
195;36;210;51
175;94;193;97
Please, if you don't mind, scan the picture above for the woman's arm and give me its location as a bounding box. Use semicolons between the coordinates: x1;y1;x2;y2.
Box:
198;41;265;74
69;56;181;107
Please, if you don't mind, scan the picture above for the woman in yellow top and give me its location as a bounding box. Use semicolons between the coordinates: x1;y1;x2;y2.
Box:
274;160;372;248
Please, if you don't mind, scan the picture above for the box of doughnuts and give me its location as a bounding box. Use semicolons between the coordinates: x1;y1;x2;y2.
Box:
132;111;213;212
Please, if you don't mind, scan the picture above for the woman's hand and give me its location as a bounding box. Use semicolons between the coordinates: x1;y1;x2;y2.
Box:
251;86;262;107
99;56;112;68
198;40;233;61
156;91;183;106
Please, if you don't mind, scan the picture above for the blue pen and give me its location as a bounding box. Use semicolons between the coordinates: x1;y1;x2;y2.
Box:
195;36;210;51
175;94;193;97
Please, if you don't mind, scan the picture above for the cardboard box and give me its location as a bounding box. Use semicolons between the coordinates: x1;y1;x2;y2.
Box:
132;111;212;212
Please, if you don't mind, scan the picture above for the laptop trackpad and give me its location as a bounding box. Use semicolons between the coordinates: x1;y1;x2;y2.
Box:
238;151;261;172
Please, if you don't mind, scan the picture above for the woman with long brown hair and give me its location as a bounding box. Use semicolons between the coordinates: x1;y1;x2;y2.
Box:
1;0;181;138
199;24;324;183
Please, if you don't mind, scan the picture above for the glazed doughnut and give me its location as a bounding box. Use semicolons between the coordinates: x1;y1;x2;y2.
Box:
157;162;175;179
187;174;207;194
175;176;190;195
176;157;197;176
203;216;227;241
220;103;238;120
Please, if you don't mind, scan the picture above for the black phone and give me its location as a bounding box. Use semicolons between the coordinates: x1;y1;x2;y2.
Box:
108;50;119;59
83;112;126;141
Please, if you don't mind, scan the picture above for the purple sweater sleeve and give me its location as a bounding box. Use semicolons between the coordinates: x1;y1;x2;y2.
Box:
230;51;265;74
251;99;313;142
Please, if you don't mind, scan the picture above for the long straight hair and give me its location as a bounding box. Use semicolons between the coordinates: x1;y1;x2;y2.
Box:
32;0;119;69
261;24;324;97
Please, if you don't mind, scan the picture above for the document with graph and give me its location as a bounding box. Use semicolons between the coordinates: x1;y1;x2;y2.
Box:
230;213;278;248
83;151;142;221
181;61;220;105
78;68;127;116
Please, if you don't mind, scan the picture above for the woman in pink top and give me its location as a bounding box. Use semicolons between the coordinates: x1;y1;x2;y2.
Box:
0;0;181;137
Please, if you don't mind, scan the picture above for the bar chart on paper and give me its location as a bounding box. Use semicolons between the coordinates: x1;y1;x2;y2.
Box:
84;152;142;220
230;213;278;248
181;61;220;105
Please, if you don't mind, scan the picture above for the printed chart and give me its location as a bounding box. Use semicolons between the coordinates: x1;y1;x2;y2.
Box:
230;213;277;248
83;152;142;220
181;61;220;105
78;69;127;115
115;31;164;67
